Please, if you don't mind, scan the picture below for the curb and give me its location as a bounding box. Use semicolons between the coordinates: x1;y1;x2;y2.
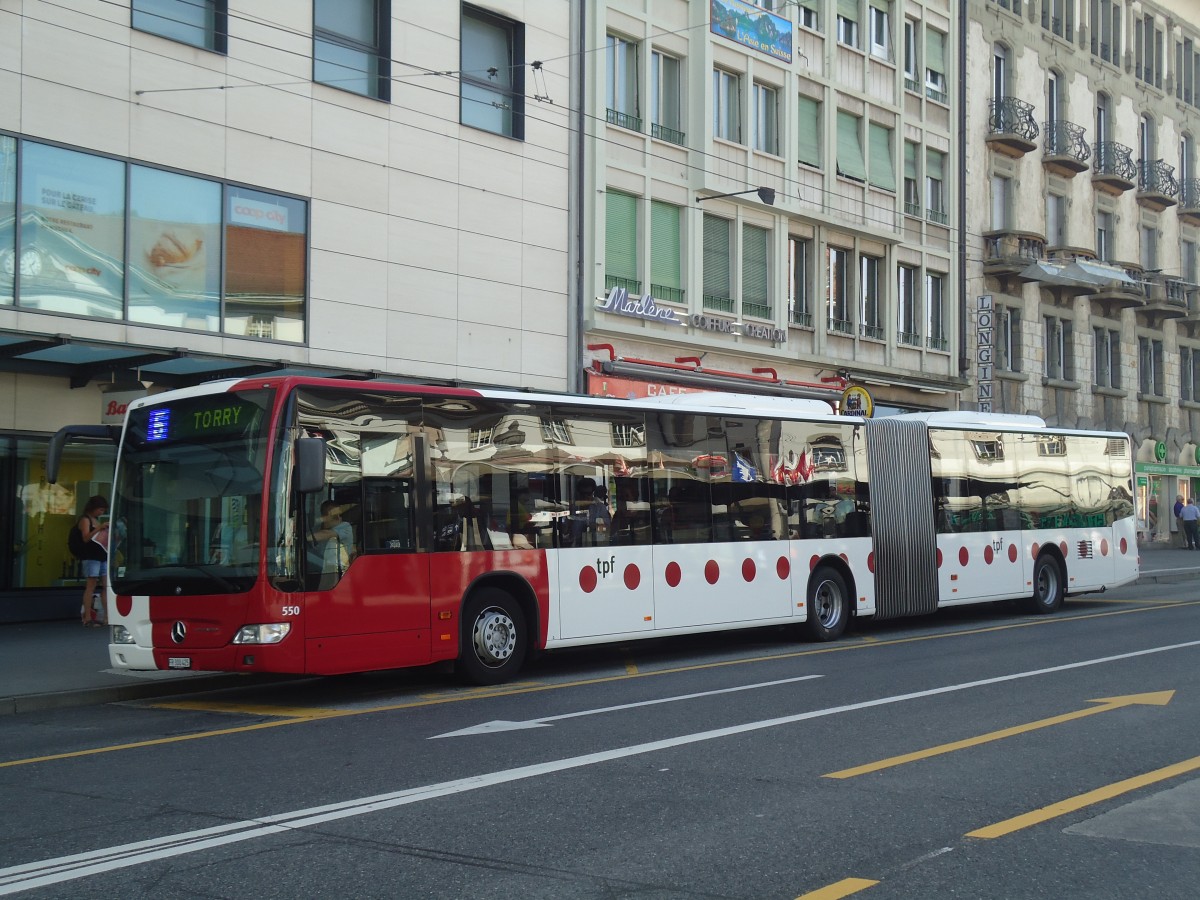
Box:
1136;569;1200;586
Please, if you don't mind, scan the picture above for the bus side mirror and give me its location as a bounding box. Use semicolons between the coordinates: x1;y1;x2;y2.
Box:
295;437;327;494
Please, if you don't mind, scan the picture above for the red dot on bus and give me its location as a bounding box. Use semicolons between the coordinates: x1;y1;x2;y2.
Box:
936;548;943;568
984;546;994;565
1031;542;1040;559
839;553;849;563
776;556;790;579
665;561;682;587
867;552;875;574
1059;541;1068;557
624;564;641;590
1120;537;1128;555
958;546;969;566
809;554;820;571
741;558;756;582
1008;544;1018;563
579;567;597;593
705;560;720;585
116;595;132;617
1100;539;1109;557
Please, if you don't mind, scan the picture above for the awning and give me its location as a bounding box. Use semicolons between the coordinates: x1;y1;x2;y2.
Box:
1063;260;1139;286
1019;261;1080;286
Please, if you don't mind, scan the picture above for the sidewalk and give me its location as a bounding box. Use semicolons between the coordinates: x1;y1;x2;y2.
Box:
1;543;1196;716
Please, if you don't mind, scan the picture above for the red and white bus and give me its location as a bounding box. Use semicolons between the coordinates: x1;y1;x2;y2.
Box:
50;376;1139;684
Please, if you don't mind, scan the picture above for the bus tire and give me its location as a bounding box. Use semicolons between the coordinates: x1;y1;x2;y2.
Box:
804;566;849;641
459;588;527;685
1025;553;1064;614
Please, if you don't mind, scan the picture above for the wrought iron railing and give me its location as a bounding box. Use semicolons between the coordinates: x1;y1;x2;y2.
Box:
742;301;772;320
827;317;854;335
860;323;884;340
650;284;684;304
1181;178;1200;210
1138;159;1180;197
903;201;922;217
898;330;921;347
1043;120;1090;163
651;123;685;146
703;294;734;313
790;310;814;328
927;335;949;351
605;274;642;294
927;208;948;225
1092;141;1136;182
606;108;642;132
988;97;1039;142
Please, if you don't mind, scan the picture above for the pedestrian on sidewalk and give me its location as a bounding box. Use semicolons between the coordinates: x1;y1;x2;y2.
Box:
1182;498;1200;550
1173;494;1186;547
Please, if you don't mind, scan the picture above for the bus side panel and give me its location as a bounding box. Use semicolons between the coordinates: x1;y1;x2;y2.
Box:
306;555;431;639
793;537;875;617
935;530;1025;605
1112;518;1140;585
427;549;552;660
653;541;793;630
555;546;655;640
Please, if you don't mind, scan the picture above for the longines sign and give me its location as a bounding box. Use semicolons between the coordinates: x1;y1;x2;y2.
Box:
597;287;786;342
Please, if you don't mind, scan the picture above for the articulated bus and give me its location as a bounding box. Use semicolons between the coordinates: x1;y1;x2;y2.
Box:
50;376;1139;684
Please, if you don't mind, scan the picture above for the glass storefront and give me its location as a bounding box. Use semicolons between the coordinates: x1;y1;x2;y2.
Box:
0;132;308;343
1;435;115;594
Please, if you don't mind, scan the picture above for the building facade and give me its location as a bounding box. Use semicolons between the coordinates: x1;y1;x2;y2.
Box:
583;0;967;411
968;0;1200;540
0;1;573;617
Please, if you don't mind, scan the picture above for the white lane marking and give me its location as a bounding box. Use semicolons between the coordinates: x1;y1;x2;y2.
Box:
431;674;825;737
4;639;1198;895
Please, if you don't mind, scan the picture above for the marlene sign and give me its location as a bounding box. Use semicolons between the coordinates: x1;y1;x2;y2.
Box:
597;286;683;324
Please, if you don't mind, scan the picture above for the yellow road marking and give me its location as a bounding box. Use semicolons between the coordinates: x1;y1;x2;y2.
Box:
967;754;1200;839
624;658;639;675
796;877;879;899
147;701;343;718
824;691;1175;779
2;600;1196;769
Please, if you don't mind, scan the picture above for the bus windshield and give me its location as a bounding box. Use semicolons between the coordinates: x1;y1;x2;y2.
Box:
111;388;274;596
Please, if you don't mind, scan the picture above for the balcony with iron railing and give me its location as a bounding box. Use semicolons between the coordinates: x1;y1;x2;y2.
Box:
1042;120;1090;176
651;123;685;146
986;96;1039;158
1138;273;1188;324
1092;141;1136;195
1181;179;1200;227
827;317;854;336
982;230;1046;280
650;284;685;305
860;323;884;341
742;301;772;320
1181;283;1200;336
605;274;642;295
1136;159;1179;211
1089;263;1146;313
606;108;642;132
897;330;922;347
703;294;734;313
790;310;814;328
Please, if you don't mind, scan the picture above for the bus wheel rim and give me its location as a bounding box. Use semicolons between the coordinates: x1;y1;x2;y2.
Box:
473;606;517;666
815;579;842;627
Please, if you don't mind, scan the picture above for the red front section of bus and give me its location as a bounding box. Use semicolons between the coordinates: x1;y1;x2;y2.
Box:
149;550;551;675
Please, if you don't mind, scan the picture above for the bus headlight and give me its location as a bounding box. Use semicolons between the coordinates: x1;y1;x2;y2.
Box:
111;625;134;644
232;623;292;644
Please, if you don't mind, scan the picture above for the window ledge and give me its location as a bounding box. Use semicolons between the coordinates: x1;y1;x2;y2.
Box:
1093;386;1127;398
1138;393;1170;404
996;369;1028;382
1182;399;1200;410
1041;377;1080;391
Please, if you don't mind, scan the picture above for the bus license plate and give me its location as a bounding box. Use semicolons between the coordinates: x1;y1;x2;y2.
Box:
168;657;192;669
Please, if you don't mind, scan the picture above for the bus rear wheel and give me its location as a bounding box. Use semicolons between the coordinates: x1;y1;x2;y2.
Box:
804;566;849;641
459;588;528;685
1025;554;1064;614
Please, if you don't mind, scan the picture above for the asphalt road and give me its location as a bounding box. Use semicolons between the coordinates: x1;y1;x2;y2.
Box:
2;580;1199;899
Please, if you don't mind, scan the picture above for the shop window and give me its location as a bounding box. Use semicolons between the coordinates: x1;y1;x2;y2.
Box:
18;143;126;321
223;187;307;344
129;166;222;331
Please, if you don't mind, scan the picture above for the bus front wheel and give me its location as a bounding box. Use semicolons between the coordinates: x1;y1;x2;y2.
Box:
1025;554;1064;614
459;588;528;685
804;566;849;641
